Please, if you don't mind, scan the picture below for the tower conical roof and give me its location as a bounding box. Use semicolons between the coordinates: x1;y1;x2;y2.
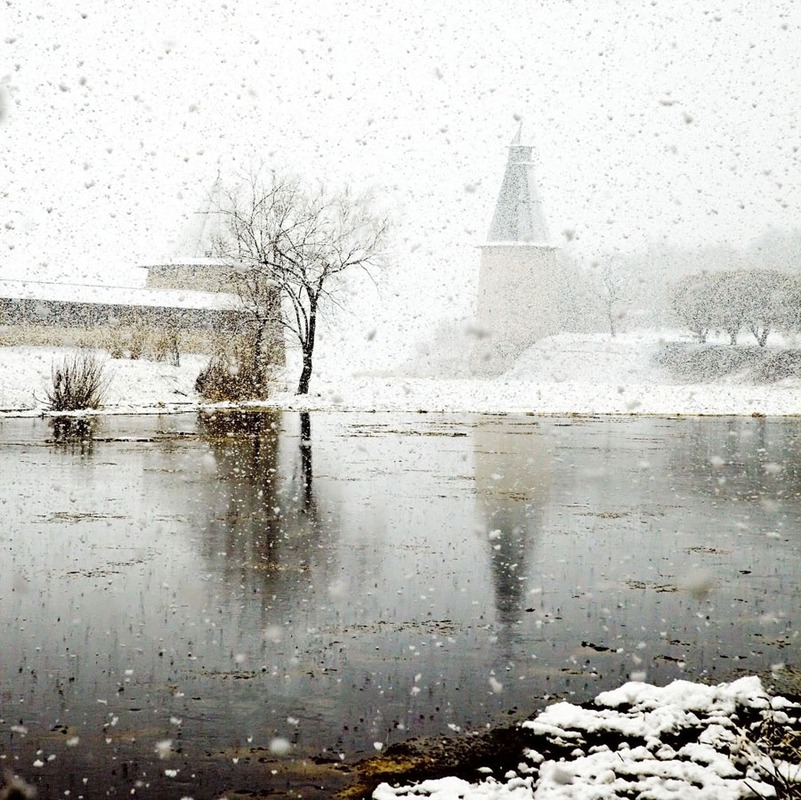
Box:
487;123;549;244
170;166;227;261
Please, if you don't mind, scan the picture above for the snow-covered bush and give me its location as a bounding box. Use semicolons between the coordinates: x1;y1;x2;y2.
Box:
753;350;801;383
655;343;801;383
45;350;109;411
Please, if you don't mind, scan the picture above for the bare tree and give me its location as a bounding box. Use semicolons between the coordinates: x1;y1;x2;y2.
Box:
213;170;388;394
599;263;629;337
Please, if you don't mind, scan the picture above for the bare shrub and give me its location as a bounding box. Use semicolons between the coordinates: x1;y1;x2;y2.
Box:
153;328;181;366
742;714;801;799
45;350;110;411
128;326;149;360
195;344;270;403
104;326;127;359
0;322;219;357
195;357;256;402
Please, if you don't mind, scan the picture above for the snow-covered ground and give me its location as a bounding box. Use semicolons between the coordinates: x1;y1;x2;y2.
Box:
0;347;210;415
2;330;800;416
373;675;800;800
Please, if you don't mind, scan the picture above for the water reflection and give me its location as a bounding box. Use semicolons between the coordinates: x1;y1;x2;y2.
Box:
474;420;550;643
1;412;799;799
300;411;314;511
673;417;801;503
48;414;97;454
196;409;325;594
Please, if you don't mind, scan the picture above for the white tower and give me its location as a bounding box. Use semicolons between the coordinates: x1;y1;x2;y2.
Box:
475;124;563;374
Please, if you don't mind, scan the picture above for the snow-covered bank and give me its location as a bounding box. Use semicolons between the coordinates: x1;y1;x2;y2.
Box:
372;675;800;800
1;332;800;416
266;376;801;416
0;347;209;415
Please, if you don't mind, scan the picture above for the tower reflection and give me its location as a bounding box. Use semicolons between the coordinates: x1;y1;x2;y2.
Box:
474;419;552;648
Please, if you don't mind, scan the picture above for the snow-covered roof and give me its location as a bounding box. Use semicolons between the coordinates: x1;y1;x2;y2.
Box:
0;279;239;311
487;122;550;245
139;257;230;268
480;241;557;249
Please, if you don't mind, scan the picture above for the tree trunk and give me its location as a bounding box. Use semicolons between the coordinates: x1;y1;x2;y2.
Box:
296;303;317;395
606;304;617;338
253;318;268;392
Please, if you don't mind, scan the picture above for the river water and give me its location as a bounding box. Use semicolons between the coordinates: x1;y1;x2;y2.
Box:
1;411;799;797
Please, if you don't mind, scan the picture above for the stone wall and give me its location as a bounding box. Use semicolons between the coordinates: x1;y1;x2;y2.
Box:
0;296;284;366
0;296;242;332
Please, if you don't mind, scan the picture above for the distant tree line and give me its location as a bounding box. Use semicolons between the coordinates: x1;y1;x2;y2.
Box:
671;269;801;346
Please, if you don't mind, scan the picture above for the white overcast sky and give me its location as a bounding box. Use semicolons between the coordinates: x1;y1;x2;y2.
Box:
3;1;800;296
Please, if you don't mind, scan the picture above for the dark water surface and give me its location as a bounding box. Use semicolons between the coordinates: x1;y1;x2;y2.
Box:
1;411;799;798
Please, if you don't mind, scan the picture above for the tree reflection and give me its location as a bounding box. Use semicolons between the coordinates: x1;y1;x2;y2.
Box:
196;410;327;597
671;417;801;503
299;411;314;513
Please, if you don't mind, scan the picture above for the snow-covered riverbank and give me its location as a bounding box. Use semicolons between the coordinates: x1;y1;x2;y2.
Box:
2;331;801;416
370;675;800;800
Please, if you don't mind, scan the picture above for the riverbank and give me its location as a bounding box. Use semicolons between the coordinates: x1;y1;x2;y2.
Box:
2;331;801;416
358;673;801;800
